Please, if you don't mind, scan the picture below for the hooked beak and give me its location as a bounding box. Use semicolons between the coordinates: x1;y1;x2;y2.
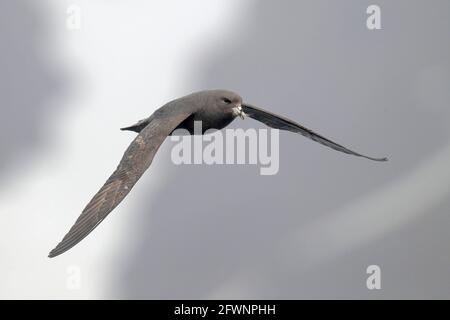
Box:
233;103;246;119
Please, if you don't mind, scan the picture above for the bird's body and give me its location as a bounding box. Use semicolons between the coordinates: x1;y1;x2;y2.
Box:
49;89;387;258
122;90;242;134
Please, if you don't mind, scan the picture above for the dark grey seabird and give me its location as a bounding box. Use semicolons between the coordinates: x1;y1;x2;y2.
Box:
49;90;387;257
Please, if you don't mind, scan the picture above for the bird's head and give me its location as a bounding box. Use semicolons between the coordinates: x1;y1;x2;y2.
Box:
211;90;245;119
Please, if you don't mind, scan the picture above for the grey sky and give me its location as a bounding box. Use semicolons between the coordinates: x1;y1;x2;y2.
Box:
1;0;449;299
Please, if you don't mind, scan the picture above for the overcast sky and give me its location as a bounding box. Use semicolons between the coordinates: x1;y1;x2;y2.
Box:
1;0;450;299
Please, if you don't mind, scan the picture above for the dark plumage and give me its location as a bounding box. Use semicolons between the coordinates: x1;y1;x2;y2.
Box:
49;90;387;258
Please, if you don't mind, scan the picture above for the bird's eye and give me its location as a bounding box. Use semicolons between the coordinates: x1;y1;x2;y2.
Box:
222;98;232;104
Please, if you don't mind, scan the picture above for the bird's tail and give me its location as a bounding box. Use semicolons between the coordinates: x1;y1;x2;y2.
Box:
120;118;150;133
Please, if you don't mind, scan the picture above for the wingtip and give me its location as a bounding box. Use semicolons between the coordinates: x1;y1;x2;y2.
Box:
48;250;57;258
370;156;388;162
48;246;64;258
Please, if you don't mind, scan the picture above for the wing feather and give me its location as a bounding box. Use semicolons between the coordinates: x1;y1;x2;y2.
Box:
242;104;387;162
48;111;191;257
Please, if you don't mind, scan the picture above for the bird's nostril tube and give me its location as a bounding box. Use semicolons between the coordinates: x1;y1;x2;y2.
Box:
232;104;245;119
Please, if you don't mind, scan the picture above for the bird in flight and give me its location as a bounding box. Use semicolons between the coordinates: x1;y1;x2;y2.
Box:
49;90;387;257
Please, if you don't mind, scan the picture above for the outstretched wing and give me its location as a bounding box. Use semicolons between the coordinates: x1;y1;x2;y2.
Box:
49;111;192;258
242;104;387;162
